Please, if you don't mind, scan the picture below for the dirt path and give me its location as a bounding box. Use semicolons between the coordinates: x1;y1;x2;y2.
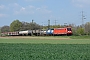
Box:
0;36;71;40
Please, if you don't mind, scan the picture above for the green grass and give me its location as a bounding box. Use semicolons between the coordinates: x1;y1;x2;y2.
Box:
0;36;90;44
0;44;90;60
0;39;90;44
70;35;90;39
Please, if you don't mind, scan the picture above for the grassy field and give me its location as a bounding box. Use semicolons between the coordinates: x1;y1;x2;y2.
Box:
0;36;90;60
0;36;90;44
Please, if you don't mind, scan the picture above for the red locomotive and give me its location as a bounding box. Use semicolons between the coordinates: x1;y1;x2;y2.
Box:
53;27;72;35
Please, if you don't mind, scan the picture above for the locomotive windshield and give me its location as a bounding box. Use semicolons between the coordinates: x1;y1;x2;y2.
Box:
67;28;71;31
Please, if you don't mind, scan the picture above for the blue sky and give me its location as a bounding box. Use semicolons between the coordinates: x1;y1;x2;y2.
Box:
0;0;90;26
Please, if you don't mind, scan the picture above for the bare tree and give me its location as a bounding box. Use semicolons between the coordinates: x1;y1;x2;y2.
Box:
84;22;90;35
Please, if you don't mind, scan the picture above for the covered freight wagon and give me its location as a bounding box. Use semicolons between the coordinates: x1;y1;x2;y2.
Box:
40;30;47;36
32;30;41;36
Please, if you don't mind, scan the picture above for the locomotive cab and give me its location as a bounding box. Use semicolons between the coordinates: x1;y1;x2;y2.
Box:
67;27;72;35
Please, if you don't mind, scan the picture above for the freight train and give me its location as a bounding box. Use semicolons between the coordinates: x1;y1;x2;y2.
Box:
1;27;72;36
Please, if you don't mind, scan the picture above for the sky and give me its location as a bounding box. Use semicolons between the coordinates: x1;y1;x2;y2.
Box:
0;0;90;26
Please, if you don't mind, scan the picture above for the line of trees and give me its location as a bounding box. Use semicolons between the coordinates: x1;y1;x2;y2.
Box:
0;19;90;36
10;20;42;31
70;22;90;35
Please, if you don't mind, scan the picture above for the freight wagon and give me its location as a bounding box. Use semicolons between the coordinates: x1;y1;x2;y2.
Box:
1;31;19;36
19;30;32;36
32;30;41;36
40;30;47;36
7;32;19;36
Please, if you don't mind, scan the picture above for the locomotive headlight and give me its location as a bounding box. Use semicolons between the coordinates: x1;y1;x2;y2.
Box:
68;31;71;32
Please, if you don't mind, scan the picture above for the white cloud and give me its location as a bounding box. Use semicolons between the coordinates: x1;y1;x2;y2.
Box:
13;3;19;7
0;14;7;17
36;7;52;14
72;0;90;4
14;5;35;15
25;0;34;1
0;3;52;16
72;0;90;8
0;5;5;9
20;7;26;11
28;5;35;9
14;5;51;15
8;3;20;9
25;0;44;2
